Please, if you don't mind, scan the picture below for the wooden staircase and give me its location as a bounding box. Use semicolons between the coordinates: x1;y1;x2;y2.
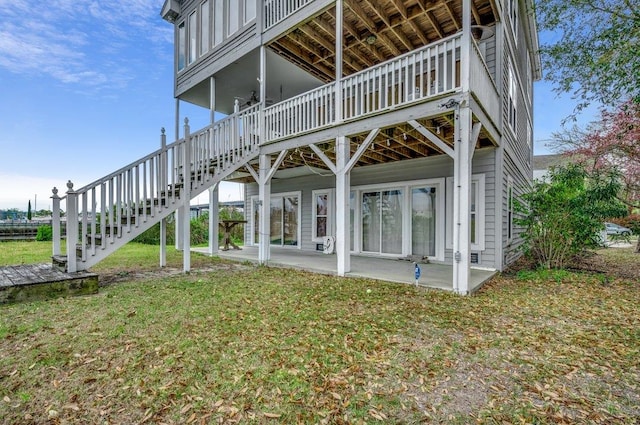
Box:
52;104;261;272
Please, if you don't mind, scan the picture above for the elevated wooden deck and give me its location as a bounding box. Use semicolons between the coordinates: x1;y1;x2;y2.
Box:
0;264;98;305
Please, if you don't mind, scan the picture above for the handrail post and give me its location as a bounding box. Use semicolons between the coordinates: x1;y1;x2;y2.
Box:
65;181;78;273
51;187;61;256
160;127;167;267
182;118;191;272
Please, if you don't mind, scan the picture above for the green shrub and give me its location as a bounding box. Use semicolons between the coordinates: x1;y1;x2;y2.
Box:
516;164;627;269
35;225;53;241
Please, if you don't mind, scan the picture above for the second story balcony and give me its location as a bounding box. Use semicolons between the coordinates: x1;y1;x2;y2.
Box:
171;0;501;167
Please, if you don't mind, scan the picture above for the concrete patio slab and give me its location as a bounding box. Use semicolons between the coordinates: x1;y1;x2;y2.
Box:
193;246;496;293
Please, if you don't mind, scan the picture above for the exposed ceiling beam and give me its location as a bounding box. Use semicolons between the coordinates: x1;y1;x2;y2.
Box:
363;0;414;51
444;1;461;30
471;0;482;25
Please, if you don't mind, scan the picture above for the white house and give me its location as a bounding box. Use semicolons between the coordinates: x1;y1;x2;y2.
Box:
53;0;540;295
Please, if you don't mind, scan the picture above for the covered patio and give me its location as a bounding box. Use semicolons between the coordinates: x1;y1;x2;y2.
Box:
193;246;496;292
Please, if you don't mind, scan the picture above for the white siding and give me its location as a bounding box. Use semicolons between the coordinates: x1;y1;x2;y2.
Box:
246;148;499;269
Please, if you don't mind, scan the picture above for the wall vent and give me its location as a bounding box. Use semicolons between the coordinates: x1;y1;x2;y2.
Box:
470;252;481;264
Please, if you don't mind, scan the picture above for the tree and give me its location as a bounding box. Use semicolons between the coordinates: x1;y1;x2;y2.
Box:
27;201;32;221
536;0;640;112
550;100;640;251
516;164;627;269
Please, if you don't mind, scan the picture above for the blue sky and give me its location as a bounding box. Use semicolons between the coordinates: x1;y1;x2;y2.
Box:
0;1;597;210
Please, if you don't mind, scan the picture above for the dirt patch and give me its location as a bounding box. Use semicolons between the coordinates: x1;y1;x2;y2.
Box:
97;262;253;286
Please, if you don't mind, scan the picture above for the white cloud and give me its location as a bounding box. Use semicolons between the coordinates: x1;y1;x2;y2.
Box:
0;0;168;93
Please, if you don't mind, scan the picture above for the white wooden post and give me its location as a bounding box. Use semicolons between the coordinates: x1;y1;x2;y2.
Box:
51;187;61;256
452;103;472;294
258;154;271;264
209;184;219;255
182;118;192;272
335;0;343;124
65;181;78;273
335;135;350;275
160;128;167;267
451;0;473;294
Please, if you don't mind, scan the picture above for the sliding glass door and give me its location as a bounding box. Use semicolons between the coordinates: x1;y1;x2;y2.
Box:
361;189;403;254
252;193;300;247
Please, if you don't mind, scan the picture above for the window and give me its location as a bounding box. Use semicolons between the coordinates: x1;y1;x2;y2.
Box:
508;61;517;133
200;1;210;56
188;12;197;65
177;21;186;71
526;119;532;153
508;0;518;44
526;54;532;103
507;176;514;243
214;0;223;45
227;0;239;36
244;0;256;24
446;175;486;251
312;190;331;241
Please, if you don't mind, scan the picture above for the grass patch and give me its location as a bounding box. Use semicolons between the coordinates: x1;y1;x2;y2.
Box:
1;243;639;423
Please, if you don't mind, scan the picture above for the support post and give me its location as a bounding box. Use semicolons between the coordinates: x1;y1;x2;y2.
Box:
51;187;61;256
65;181;78;273
258;154;271;264
182;118;192;272
160;128;167;267
335;136;351;275
335;0;343;124
452;103;472;294
210;76;216;124
209;184;219;255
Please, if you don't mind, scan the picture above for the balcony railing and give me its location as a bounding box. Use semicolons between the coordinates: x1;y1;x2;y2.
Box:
264;34;462;143
470;39;500;123
264;0;314;30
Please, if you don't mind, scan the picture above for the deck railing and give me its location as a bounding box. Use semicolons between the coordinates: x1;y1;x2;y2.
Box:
264;85;335;142
54;104;261;272
264;0;314;30
469;38;500;123
264;34;462;143
342;34;461;121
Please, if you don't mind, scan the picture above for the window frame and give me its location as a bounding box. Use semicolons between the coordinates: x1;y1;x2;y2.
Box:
446;174;486;251
187;11;197;65
200;0;210;56
177;20;186;72
507;176;514;244
312;189;332;242
508;61;517;133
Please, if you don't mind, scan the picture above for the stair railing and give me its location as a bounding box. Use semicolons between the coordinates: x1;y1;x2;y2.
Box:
55;102;262;272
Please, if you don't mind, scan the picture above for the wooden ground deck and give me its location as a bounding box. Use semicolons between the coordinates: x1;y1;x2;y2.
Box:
0;264;98;305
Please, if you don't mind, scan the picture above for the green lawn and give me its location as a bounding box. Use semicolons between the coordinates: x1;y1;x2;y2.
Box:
0;242;638;423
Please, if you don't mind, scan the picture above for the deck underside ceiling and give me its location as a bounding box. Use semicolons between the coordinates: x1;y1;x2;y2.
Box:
236;114;495;182
268;0;497;82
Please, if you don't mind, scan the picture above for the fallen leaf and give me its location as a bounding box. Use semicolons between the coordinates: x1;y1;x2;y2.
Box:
63;403;80;411
264;412;281;418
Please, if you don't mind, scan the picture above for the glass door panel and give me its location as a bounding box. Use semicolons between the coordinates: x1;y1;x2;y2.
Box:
270;198;282;245
381;190;402;254
283;196;298;246
412;187;436;257
362;192;380;252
